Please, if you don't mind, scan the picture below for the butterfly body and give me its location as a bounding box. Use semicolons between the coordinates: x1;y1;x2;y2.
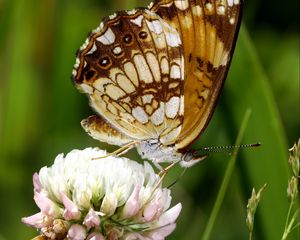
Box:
138;139;182;163
73;0;243;168
81;115;202;168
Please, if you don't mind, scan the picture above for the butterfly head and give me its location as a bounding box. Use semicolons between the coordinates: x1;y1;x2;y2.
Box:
179;150;207;168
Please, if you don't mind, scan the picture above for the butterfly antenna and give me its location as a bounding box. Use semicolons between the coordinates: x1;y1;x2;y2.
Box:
199;142;261;155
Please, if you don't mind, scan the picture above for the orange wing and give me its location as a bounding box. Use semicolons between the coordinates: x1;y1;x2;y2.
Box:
150;0;243;149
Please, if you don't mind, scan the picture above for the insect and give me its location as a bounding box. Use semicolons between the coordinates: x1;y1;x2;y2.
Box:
72;0;243;168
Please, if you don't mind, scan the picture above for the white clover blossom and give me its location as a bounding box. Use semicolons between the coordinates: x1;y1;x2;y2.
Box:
22;148;182;240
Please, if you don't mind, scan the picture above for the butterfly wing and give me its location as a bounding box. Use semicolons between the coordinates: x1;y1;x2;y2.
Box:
81;115;133;146
150;0;243;149
73;9;185;146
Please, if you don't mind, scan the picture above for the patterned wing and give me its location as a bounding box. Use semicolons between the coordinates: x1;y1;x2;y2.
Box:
72;9;185;146
81;115;133;146
150;0;243;149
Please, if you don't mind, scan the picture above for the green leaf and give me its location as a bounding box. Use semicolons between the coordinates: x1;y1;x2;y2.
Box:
202;109;253;240
220;26;291;240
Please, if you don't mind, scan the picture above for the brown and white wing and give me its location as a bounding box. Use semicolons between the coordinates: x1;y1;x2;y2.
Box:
72;9;185;146
81;115;133;146
150;0;243;149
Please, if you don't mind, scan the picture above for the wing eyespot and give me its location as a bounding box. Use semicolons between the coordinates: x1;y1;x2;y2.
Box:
98;56;112;69
138;31;148;40
123;33;134;45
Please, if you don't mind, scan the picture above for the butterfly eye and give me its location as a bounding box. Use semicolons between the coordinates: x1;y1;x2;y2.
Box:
138;31;148;40
123;33;133;44
98;56;111;69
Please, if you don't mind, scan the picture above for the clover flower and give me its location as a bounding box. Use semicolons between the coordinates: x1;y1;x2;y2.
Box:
22;148;182;240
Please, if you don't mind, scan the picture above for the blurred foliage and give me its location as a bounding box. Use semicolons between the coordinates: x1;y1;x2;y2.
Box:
0;0;299;239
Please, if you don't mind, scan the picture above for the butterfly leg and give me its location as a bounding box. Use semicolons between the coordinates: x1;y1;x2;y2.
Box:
152;161;164;171
167;167;187;189
141;161;179;210
148;162;177;192
92;141;138;160
148;162;178;198
158;161;178;177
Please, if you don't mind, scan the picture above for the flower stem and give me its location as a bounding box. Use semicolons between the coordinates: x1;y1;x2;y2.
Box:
202;109;252;240
282;200;294;239
282;207;300;240
291;221;300;232
249;230;253;240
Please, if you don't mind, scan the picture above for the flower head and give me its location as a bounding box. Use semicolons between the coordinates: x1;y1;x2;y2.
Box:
22;148;181;240
287;139;299;201
246;184;267;232
288;139;300;178
287;176;298;202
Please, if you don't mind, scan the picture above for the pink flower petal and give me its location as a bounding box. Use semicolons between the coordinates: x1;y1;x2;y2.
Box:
151;189;171;219
34;191;60;217
83;209;100;228
21;212;50;228
123;185;141;218
33;173;42;193
143;201;158;222
143;189;166;222
60;192;81;220
155;190;170;214
147;223;176;240
68;224;87;240
87;232;105;240
124;232;148;240
155;203;182;228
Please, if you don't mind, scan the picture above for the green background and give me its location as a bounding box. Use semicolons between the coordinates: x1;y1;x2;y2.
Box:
0;0;299;239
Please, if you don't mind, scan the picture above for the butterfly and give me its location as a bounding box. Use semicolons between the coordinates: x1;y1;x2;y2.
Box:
72;0;243;168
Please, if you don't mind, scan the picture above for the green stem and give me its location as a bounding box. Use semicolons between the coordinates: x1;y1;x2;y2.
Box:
201;109;252;240
249;230;253;240
282;207;300;239
282;200;294;239
290;222;300;232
